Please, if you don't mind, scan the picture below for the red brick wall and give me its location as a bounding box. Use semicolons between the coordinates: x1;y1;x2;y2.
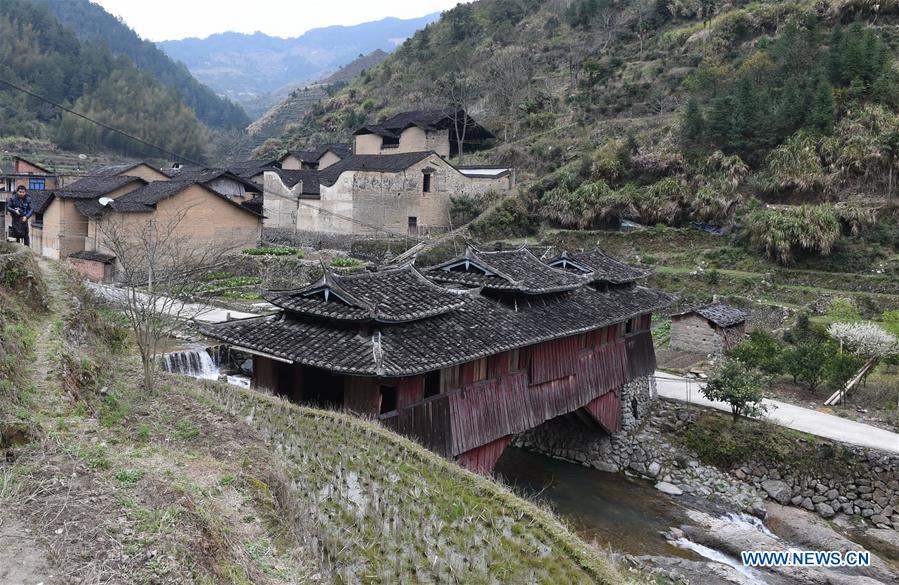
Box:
68;258;108;282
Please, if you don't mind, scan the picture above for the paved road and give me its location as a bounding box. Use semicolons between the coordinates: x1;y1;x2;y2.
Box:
88;282;259;323
655;371;899;454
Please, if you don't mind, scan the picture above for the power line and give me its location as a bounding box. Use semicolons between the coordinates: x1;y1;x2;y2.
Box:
0;77;206;166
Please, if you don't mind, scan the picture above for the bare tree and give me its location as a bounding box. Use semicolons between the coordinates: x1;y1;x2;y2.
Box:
485;46;534;142
98;207;236;391
432;75;483;165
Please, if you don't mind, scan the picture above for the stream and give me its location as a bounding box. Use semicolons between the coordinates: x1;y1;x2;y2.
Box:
494;447;897;585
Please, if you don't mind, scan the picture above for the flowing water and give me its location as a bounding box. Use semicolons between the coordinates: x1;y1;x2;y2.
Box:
494;447;696;558
160;347;250;388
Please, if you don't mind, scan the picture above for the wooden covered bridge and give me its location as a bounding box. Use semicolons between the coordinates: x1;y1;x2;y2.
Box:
202;246;673;472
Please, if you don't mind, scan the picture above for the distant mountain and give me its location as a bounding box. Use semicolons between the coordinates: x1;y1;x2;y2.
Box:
40;0;248;130
322;49;390;85
158;13;441;117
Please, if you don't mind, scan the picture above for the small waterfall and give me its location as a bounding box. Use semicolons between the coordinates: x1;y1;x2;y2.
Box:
161;349;220;380
674;538;769;584
723;512;774;537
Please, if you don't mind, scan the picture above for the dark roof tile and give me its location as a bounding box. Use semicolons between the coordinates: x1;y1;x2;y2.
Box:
202;284;674;376
426;246;584;294
318;152;434;187
546;248;651;284
674;303;748;327
266;264;467;323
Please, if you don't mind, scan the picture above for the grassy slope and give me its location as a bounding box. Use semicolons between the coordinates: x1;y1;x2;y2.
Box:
0;256;651;585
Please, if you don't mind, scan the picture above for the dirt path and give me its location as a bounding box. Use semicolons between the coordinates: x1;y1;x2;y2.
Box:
0;259;63;584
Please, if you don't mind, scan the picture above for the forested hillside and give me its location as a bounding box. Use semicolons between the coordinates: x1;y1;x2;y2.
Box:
262;0;899;266
0;0;209;160
41;0;249;130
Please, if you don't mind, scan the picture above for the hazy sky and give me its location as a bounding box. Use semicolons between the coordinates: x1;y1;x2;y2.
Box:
93;0;463;42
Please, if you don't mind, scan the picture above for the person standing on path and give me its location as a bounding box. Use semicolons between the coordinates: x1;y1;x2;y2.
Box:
7;185;33;246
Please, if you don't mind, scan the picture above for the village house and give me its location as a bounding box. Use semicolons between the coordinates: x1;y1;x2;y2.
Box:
279;143;352;171
201;246;673;473
25;161;263;281
669;303;749;355
263;110;513;237
353;110;493;157
264;151;512;235
227;158;282;186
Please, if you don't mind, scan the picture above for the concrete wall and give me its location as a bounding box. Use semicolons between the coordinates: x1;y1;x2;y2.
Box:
318;151;341;169
670;314;723;354
354;134;383;155
280;154;304;171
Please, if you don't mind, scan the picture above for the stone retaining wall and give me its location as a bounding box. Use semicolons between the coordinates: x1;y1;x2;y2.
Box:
515;392;899;529
262;227;412;252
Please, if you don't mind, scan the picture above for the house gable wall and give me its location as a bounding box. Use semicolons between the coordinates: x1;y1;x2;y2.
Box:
670;313;723;354
354;134;383;155
317;151;342;169
118;164;169;182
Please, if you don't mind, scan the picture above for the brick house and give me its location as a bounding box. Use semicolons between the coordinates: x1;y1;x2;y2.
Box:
670;303;749;355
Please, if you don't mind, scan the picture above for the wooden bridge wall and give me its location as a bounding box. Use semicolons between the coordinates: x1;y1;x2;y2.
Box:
382;316;655;466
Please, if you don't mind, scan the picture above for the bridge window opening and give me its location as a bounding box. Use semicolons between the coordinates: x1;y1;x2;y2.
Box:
379;385;399;415
440;365;460;392
508;348;520;371
473;357;488;382
424;370;440;398
422;172;432;193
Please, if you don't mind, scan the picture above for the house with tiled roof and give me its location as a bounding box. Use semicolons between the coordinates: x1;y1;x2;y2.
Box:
201;246;674;473
279;143;353;172
264;149;513;236
353;110;493;158
24;161;262;280
670;302;749;355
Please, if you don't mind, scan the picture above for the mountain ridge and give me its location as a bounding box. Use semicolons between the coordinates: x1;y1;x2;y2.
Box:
40;0;248;130
158;13;441;117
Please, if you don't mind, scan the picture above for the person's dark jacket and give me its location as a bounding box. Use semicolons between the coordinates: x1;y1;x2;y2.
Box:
7;195;34;220
7;194;33;237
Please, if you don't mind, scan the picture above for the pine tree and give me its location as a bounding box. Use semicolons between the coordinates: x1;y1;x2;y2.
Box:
707;96;736;152
681;98;705;145
810;78;835;134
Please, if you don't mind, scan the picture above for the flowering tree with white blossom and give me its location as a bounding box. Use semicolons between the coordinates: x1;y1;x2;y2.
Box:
827;322;899;359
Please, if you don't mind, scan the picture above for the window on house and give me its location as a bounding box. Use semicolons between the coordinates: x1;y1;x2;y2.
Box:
408;216;417;235
382;135;399;148
379;385;399;415
579;332;588;349
28;178;45;190
473;357;488;382
32;212;43;227
424;370;440;398
422;172;432;193
625;318;634;334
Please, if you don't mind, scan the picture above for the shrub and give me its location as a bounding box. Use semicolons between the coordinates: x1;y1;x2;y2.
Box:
701;358;769;423
826;297;861;322
730;330;784;376
783;342;832;392
469;195;536;240
744;204;840;264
